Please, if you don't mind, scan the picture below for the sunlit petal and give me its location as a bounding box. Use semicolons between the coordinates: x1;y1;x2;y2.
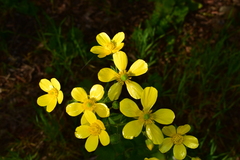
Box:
99;130;110;146
153;109;175;125
173;144;187;160
146;124;164;144
112;32;125;44
183;135;199;149
85;135;99;152
71;87;88;102
98;68;117;82
84;110;97;124
113;51;128;71
57;90;63;104
112;43;124;53
75;125;90;139
95;103;110;118
46;98;57;112
90;46;111;58
37;94;52;106
159;138;173;153
141;87;157;111
96;32;111;46
90;84;104;101
162;125;176;137
80;114;89;125
125;80;143;99
122;120;143;139
51;78;61;90
128;59;148;76
120;98;142;117
66;103;84;117
39;79;52;92
108;82;122;101
177;124;191;135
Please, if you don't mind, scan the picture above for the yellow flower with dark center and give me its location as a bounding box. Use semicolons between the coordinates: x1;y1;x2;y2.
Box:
66;84;109;119
120;87;175;144
159;124;199;160
75;111;110;152
90;32;125;58
98;51;148;100
37;78;63;112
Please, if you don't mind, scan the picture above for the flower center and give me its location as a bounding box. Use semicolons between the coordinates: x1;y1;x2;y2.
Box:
138;111;154;125
84;98;96;111
117;70;130;85
120;74;128;81
89;122;102;136
106;42;115;51
172;134;184;145
144;113;150;120
48;88;58;97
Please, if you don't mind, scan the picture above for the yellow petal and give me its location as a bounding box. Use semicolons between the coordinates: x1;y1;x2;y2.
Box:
37;94;52;106
75;125;90;139
125;80;143;99
96;32;111;46
51;78;61;90
112;32;125;44
141;87;157;111
94;103;110;118
71;87;88;102
113;51;128;71
90;84;104;101
85;135;99;152
84;110;97;124
128;59;148;76
159;138;173;153
57;90;63;104
122;120;143;139
120;98;141;117
153;109;175;125
90;46;111;58
66;103;84;117
108;82;122;101
112;43;124;53
99;130;110;146
146;123;164;144
173;144;187;160
177;124;191;135
183;135;199;149
39;79;52;92
80;114;89;125
98;68;117;82
162;125;176;137
46;98;57;112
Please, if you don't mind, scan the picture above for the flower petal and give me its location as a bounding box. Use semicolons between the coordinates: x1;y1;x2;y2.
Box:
96;32;111;46
80;114;89;125
153;109;175;125
141;87;157;111
162;125;176;137
39;79;52;92
57;90;63;104
108;82;122;101
112;43;124;53
98;68;117;82
75;125;90;139
113;51;128;71
84;110;97;124
159;138;174;153
99;130;110;146
128;59;148;76
112;32;125;44
94;103;110;118
51;78;61;90
146;123;164;144
37;94;52;106
66;103;84;117
71;87;88;102
46;98;57;112
120;98;142;117
90;46;111;58
122;120;143;139
125;80;143;99
85;135;99;152
177;124;191;135
90;84;104;101
173;144;187;160
183;135;199;149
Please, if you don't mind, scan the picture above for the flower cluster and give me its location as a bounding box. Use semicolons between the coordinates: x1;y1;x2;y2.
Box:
37;32;199;159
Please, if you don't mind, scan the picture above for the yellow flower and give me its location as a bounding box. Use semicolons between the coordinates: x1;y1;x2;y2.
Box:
144;158;159;160
120;87;175;144
145;138;154;151
66;84;110;119
98;51;148;100
75;111;110;152
90;32;125;58
159;124;199;160
37;78;63;112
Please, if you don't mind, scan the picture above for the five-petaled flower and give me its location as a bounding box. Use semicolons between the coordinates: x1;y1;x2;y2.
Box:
90;32;125;58
66;84;110;120
159;124;199;160
98;51;148;101
75;111;110;152
120;87;175;144
37;78;63;112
